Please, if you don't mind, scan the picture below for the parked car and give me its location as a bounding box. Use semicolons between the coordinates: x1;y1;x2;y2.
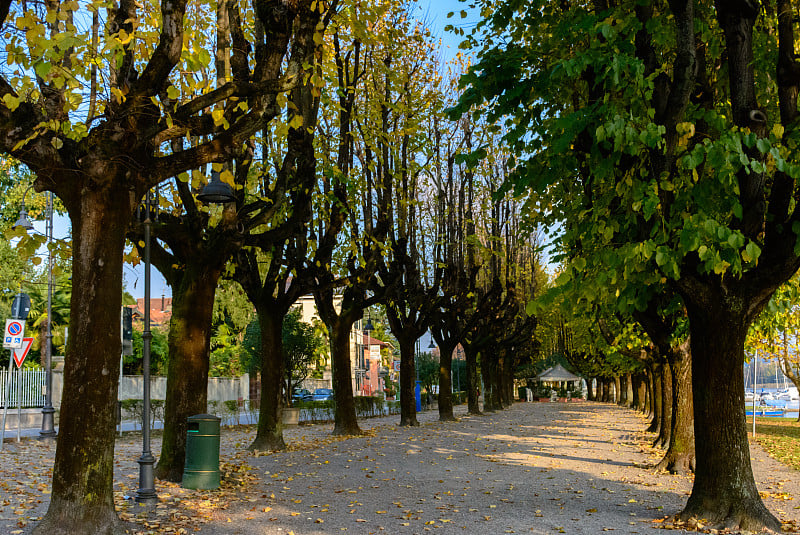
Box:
292;388;312;403
312;388;334;401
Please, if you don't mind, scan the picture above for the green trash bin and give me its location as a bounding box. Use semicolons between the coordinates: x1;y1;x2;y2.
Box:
182;414;221;490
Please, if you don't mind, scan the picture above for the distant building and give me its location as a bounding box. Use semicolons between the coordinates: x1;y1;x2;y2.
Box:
129;295;172;330
294;294;390;395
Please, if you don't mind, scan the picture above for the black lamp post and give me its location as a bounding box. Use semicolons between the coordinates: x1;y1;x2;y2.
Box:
136;172;235;504
135;189;158;505
14;186;57;438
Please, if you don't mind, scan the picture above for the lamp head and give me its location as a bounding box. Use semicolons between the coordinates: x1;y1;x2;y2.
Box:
197;171;236;204
14;205;34;231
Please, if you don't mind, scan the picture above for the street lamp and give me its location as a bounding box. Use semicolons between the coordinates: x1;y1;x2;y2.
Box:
136;174;234;504
197;170;236;204
135;189;158;505
14;185;57;438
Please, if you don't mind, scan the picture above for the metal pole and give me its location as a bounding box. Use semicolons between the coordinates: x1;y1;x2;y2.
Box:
1;351;13;450
135;190;157;504
752;348;758;437
40;191;56;438
16;361;21;442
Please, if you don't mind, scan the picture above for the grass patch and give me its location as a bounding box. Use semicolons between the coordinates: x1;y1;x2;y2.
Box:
747;417;800;471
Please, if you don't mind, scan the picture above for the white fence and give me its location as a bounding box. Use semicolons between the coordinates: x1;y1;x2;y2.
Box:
0;368;248;409
0;369;46;408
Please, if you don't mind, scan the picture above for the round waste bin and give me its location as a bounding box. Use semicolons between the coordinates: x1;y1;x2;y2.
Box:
182;414;221;490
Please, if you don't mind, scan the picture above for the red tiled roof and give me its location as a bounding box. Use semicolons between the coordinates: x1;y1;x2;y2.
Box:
130;297;173;329
363;334;391;348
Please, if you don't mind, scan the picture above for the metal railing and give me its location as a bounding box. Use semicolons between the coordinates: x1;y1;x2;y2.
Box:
0;369;46;408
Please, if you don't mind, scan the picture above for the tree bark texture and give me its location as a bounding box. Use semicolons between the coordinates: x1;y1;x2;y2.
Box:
647;365;663;435
637;372;648;412
155;267;219;481
34;188;132;535
330;319;361;435
679;299;780;531
656;343;695;474
437;340;456;421
249;310;286;451
483;352;499;411
465;346;481;415
619;374;630;406
398;337;419;427
586;377;595;401
631;373;642;410
656;362;673;449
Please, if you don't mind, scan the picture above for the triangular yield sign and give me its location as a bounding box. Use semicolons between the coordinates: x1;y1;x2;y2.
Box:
13;337;33;367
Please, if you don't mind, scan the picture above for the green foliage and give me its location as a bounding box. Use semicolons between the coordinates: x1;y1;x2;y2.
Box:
283;309;326;405
212;281;255;334
125;327;169;375
241;309;327;396
415;351;439;395
241;318;261;376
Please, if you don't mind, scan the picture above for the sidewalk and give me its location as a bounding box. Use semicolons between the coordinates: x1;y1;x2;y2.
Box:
3;401;799;534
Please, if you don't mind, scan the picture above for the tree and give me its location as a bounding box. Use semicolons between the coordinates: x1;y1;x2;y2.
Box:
415;351;438;400
0;0;337;531
282;309;325;406
125;326;169;375
455;1;800;529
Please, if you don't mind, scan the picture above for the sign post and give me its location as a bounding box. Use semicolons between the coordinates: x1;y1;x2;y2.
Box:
1;351;13;450
3;319;25;349
1;323;24;450
12;338;33;443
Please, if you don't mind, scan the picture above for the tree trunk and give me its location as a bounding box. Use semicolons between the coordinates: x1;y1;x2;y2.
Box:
645;367;654;418
437;340;456;421
465;346;481;415
495;351;507;408
631;373;641;410
398;337;419;427
618;374;629;406
678;302;780;531
34;189;131;535
501;351;514;406
656;342;695;474
155;268;218;481
613;376;621;403
600;379;610;402
657;362;673;448
483;353;500;411
647;365;662;434
586;377;595;401
249;309;286;451
637;372;648;412
330;319;361;435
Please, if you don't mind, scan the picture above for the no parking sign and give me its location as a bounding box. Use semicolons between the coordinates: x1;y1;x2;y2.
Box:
3;320;25;349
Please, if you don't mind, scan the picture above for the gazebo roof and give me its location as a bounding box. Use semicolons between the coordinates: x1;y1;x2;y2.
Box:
536;364;580;382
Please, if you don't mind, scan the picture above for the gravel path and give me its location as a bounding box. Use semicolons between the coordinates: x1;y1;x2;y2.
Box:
1;401;799;534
